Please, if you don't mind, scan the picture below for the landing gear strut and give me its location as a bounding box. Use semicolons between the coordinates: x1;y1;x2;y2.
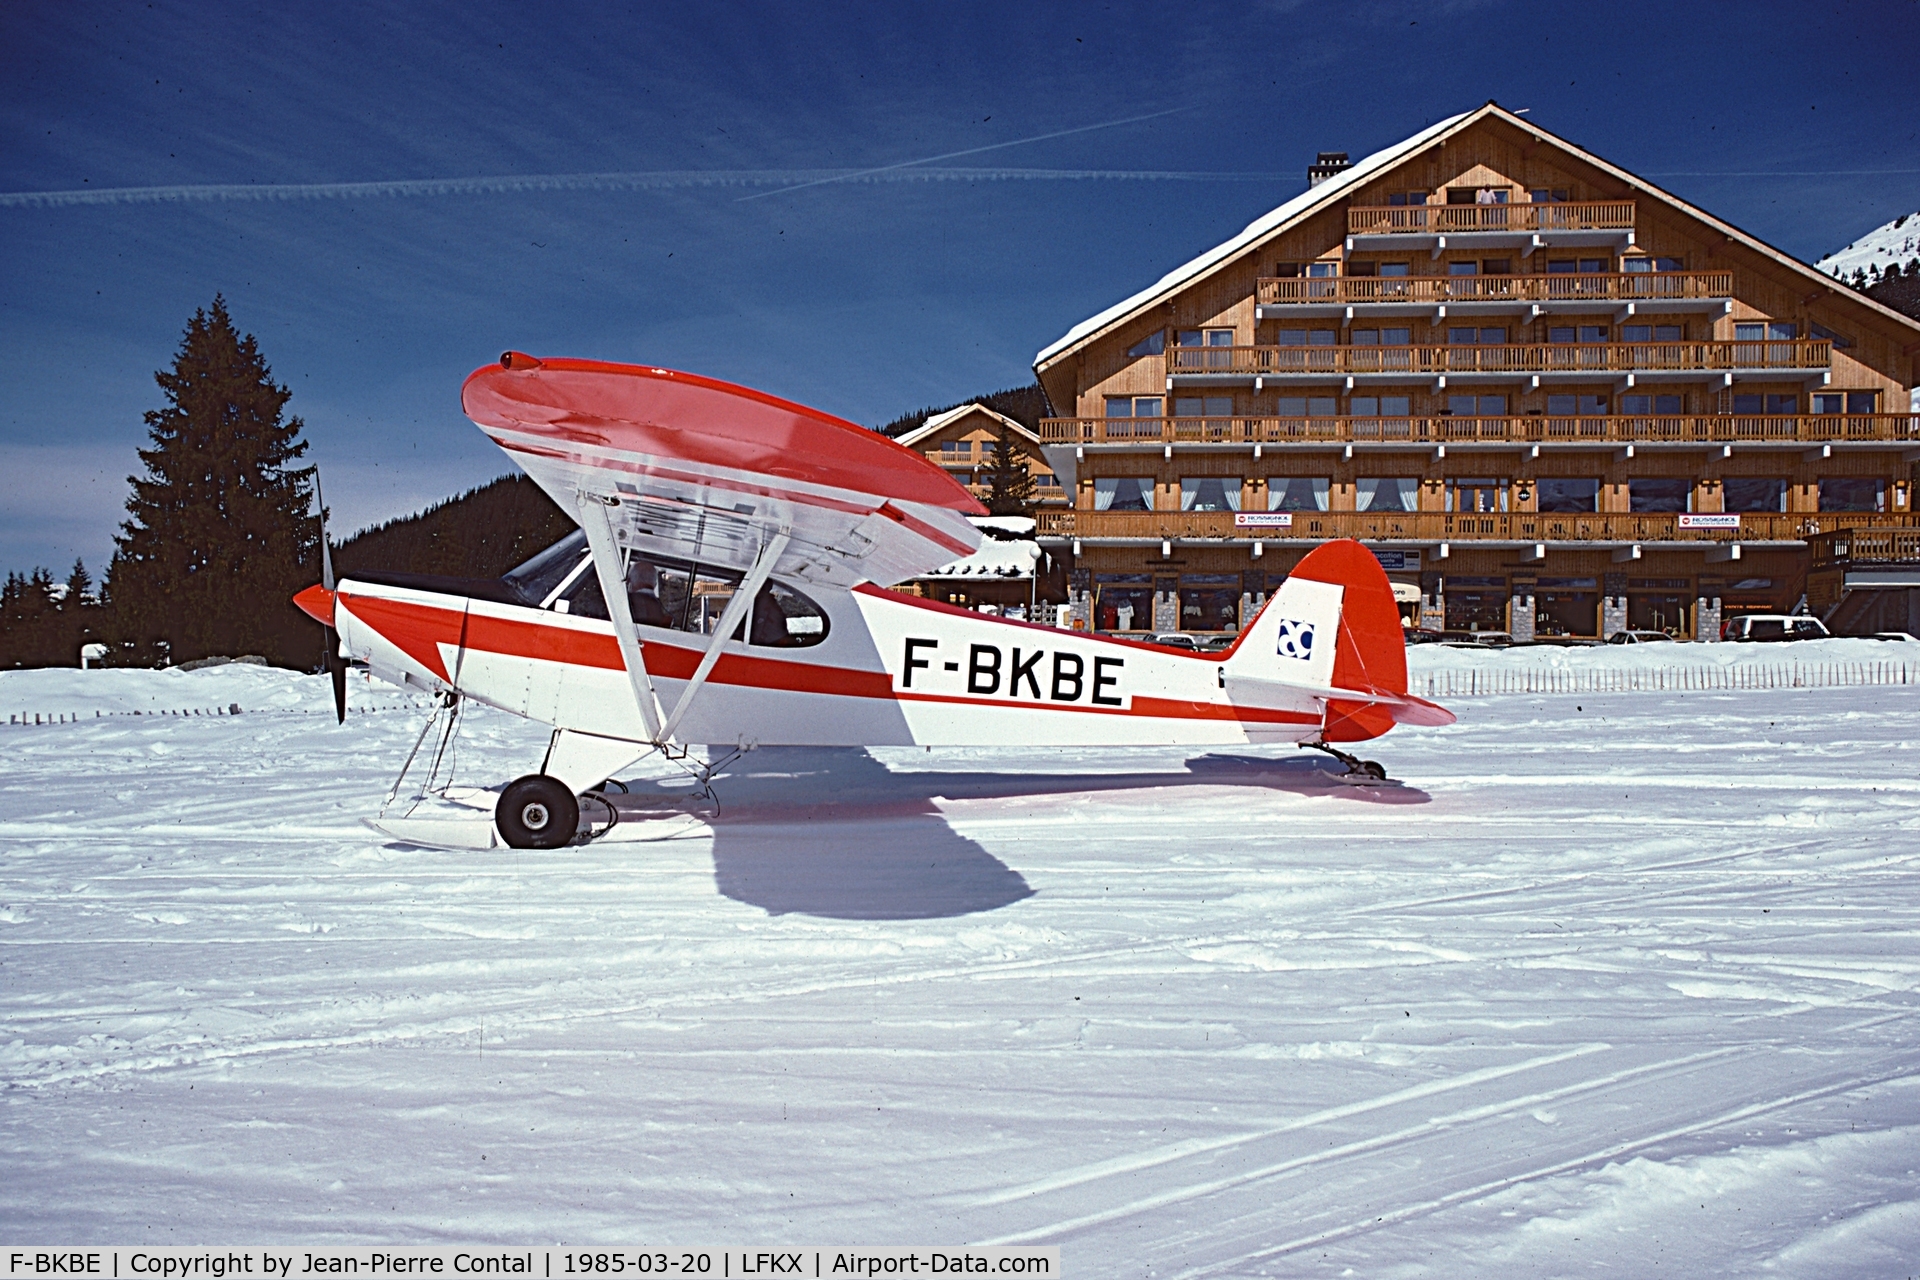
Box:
1305;742;1388;783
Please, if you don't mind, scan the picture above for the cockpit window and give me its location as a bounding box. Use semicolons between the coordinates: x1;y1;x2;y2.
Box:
503;533;828;647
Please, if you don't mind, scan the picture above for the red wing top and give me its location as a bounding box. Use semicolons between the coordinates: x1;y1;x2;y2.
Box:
463;354;987;588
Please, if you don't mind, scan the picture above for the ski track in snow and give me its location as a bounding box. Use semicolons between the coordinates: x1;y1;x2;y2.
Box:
1;663;1918;1277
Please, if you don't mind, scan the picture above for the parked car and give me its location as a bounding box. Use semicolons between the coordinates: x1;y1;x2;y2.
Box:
1147;632;1199;649
1722;614;1830;642
1437;630;1514;648
1196;633;1238;653
1607;630;1675;644
1402;629;1448;645
1867;631;1920;643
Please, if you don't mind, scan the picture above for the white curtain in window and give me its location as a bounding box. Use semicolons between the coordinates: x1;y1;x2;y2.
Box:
1180;478;1242;512
1269;478;1330;512
1356;477;1418;513
1094;477;1152;511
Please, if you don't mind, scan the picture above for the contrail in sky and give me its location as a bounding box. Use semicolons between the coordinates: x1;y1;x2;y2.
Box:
0;163;1281;210
733;106;1188;201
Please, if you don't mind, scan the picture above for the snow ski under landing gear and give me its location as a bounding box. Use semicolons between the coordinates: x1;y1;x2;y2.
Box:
1305;741;1389;784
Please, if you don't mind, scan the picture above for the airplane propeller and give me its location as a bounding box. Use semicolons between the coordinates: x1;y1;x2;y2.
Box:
314;475;347;724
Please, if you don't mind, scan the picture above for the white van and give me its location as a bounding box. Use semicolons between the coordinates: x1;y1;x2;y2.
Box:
1721;614;1830;642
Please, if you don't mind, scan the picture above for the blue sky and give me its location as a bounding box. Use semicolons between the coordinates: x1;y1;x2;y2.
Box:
2;0;1917;577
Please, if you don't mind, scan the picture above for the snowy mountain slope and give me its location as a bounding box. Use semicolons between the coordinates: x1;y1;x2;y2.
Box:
3;665;1919;1271
1817;210;1920;280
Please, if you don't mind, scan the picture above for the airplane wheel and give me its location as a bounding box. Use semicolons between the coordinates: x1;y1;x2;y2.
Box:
497;774;579;850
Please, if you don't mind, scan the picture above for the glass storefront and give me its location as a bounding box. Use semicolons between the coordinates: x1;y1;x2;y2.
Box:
1443;577;1508;632
1179;574;1244;632
1535;577;1599;637
1093;574;1154;632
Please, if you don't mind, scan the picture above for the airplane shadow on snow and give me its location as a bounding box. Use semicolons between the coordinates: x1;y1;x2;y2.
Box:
609;746;1429;922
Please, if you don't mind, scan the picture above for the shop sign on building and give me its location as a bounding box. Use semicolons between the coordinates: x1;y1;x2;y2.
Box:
1234;512;1294;528
1678;513;1742;530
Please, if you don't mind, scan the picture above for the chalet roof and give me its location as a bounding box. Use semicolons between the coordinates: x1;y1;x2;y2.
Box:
895;403;1042;450
1034;102;1920;373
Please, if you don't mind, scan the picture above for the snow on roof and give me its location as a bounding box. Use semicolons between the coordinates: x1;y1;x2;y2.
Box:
918;528;1041;580
1033;108;1477;368
895;403;1039;450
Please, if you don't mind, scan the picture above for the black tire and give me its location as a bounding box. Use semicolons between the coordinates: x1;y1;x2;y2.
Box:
496;774;580;850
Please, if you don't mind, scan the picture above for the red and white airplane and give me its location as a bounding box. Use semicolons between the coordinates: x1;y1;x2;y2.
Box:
294;354;1452;848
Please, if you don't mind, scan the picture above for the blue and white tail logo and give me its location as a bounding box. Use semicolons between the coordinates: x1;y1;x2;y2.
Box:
1275;618;1316;660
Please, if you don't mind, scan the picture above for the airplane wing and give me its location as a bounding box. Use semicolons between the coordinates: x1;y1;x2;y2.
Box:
462;353;987;589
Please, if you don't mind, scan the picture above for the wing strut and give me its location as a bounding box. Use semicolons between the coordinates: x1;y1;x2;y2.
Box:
655;529;791;745
577;493;665;742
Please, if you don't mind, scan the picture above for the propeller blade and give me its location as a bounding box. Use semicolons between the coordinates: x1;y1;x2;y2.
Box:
315;473;336;592
326;627;347;724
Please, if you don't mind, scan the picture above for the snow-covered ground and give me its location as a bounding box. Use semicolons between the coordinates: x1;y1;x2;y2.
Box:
1818;210;1920;280
3;659;1919;1277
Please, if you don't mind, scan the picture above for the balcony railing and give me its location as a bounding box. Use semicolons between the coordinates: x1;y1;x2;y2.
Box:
1035;509;1920;543
1347;202;1636;236
1040;413;1919;446
1256;271;1734;307
1164;340;1831;378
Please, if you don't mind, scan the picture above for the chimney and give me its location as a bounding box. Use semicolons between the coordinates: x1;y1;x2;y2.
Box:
1308;151;1351;187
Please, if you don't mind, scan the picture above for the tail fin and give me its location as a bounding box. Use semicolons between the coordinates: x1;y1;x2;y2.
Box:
1226;539;1446;742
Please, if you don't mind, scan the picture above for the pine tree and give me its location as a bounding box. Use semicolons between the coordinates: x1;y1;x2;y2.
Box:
106;296;320;666
983;425;1039;517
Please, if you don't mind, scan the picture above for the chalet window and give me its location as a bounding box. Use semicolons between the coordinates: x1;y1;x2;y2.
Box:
1629;479;1693;513
1378;262;1410;277
1271;262;1302;278
1765;394;1798;414
1274;329;1336;346
1449;394;1509;416
1480;258;1513;275
1546;259;1578;274
1274;396;1336;416
1529;188;1571;203
1126;331;1166;358
940;440;971;456
1809;322;1855;350
1350;395;1412;417
1346;261;1378;277
1811;393;1843;414
1351;327;1411;345
1546;395;1608;414
1723;478;1787;512
1269;477;1331;512
1579;257;1610;273
1306;262;1337;278
1536;478;1600;512
1093;477;1153;511
1819;478;1885;513
1447;187;1508;205
1448;261;1479;276
1387;192;1427;206
1180;477;1243;512
1622;393;1683;415
1847;390;1877;412
1356;478;1419;512
1105;395;1163;418
1173;395;1233;418
1548;326;1576;344
1622;324;1683;342
1622;256;1685;272
1734;322;1797;341
1448;478;1508;513
1177;328;1235;347
1035;473;1061;488
1448;327;1507;344
1731;393;1764;413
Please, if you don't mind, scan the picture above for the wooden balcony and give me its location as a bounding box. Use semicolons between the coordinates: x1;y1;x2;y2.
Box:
1039;412;1919;447
1164;339;1831;379
1256;271;1734;308
1347;202;1636;236
1035;509;1920;544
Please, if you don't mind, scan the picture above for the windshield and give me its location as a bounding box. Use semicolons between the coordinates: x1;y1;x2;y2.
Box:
501;530;589;605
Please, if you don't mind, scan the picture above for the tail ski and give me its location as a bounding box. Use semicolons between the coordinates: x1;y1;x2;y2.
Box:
1223;539;1454;742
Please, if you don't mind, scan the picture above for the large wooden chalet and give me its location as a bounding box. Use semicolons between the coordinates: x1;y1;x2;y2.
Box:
1032;102;1920;640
